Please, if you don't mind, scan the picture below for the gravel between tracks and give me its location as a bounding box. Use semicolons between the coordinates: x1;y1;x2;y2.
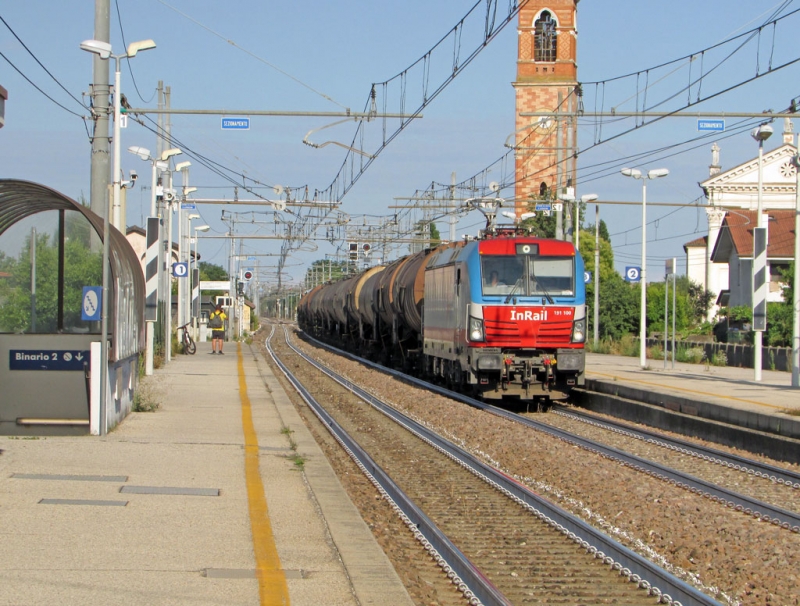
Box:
269;329;800;606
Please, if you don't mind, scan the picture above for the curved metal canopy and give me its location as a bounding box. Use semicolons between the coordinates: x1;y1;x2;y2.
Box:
0;179;145;357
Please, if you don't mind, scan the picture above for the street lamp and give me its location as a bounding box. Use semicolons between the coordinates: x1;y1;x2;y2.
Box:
80;38;154;436
127;145;181;372
751;124;773;381
128;146;181;217
621;167;669;369
81;39;156;230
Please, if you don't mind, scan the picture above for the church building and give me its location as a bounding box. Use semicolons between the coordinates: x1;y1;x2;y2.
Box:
687;119;798;320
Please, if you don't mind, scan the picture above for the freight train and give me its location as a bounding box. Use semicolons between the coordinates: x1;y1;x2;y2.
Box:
297;225;587;406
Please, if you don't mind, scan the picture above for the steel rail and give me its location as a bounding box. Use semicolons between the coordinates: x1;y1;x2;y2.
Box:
299;331;800;534
553;405;800;489
264;326;510;606
290;329;718;606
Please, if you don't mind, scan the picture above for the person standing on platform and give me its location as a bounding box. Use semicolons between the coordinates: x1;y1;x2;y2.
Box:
208;303;227;354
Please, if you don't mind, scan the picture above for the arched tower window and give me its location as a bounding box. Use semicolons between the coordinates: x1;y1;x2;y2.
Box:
534;11;557;62
539;182;550;198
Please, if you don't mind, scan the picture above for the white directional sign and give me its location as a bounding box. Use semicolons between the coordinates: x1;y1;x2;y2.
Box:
625;266;641;282
172;262;189;278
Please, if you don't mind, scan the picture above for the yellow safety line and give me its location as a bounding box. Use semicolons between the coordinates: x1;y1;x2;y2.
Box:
238;343;291;605
587;370;788;412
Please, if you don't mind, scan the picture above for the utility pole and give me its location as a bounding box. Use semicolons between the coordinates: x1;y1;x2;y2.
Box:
89;0;110;220
555;92;564;241
450;172;457;242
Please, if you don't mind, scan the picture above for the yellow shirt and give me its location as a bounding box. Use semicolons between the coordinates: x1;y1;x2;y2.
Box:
209;310;227;329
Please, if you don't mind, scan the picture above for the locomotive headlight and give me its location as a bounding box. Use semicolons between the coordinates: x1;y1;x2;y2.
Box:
468;316;485;342
571;319;586;343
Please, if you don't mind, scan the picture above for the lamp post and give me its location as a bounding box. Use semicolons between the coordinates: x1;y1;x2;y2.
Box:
175;162;191;334
751;124;773;381
128;146;182;217
594;202;600;347
790;154;800;388
127;146;181;373
80;38;154;435
621;167;669;369
81;39;156;231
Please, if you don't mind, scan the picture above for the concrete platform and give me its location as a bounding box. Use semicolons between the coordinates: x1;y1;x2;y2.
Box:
584;352;800;441
0;340;413;606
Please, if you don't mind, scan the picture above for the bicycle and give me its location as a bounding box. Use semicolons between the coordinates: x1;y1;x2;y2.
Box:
178;323;196;355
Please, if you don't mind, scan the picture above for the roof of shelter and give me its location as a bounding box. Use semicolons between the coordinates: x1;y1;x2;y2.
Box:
0;179;145;356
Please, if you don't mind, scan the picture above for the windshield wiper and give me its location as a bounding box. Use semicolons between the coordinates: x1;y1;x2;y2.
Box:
504;277;523;304
530;269;554;305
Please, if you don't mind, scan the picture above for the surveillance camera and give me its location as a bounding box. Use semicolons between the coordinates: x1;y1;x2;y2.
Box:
130;170;138;181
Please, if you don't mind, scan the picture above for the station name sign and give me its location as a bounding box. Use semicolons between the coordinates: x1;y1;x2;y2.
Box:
221;117;250;130
697;119;725;132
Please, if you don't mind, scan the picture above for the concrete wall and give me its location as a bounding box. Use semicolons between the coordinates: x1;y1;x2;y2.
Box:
0;334;95;435
0;335;139;436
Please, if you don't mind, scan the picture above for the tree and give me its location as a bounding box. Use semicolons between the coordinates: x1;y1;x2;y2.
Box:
646;281;690;334
305;259;349;286
429;222;441;247
199;262;228;281
518;184;558;238
0;230;102;333
575;222;636;340
596;274;639;340
765;263;795;346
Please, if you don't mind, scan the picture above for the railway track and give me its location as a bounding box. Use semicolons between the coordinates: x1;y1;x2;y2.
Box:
264;324;718;605
296;328;800;534
544;407;800;522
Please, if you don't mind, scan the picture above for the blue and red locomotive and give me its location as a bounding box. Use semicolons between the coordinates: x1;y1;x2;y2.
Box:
298;226;586;405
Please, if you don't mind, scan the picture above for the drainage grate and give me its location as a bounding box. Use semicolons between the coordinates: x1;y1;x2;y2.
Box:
120;485;220;496
39;498;128;506
13;473;128;482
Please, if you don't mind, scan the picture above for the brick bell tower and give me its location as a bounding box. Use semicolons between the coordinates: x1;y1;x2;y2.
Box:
514;1;579;219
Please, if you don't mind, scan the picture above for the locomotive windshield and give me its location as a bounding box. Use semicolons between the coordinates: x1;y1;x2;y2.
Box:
481;255;574;297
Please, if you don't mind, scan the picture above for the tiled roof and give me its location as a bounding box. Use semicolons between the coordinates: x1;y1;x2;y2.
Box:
683;236;707;250
719;210;796;258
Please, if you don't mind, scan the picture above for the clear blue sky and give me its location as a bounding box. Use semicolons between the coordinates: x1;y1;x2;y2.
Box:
2;1;799;284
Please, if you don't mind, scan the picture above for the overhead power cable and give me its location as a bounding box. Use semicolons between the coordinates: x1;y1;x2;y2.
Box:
153;0;347;110
0;14;87;117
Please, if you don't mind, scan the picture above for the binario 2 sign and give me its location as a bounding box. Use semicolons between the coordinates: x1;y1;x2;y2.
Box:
9;349;90;371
